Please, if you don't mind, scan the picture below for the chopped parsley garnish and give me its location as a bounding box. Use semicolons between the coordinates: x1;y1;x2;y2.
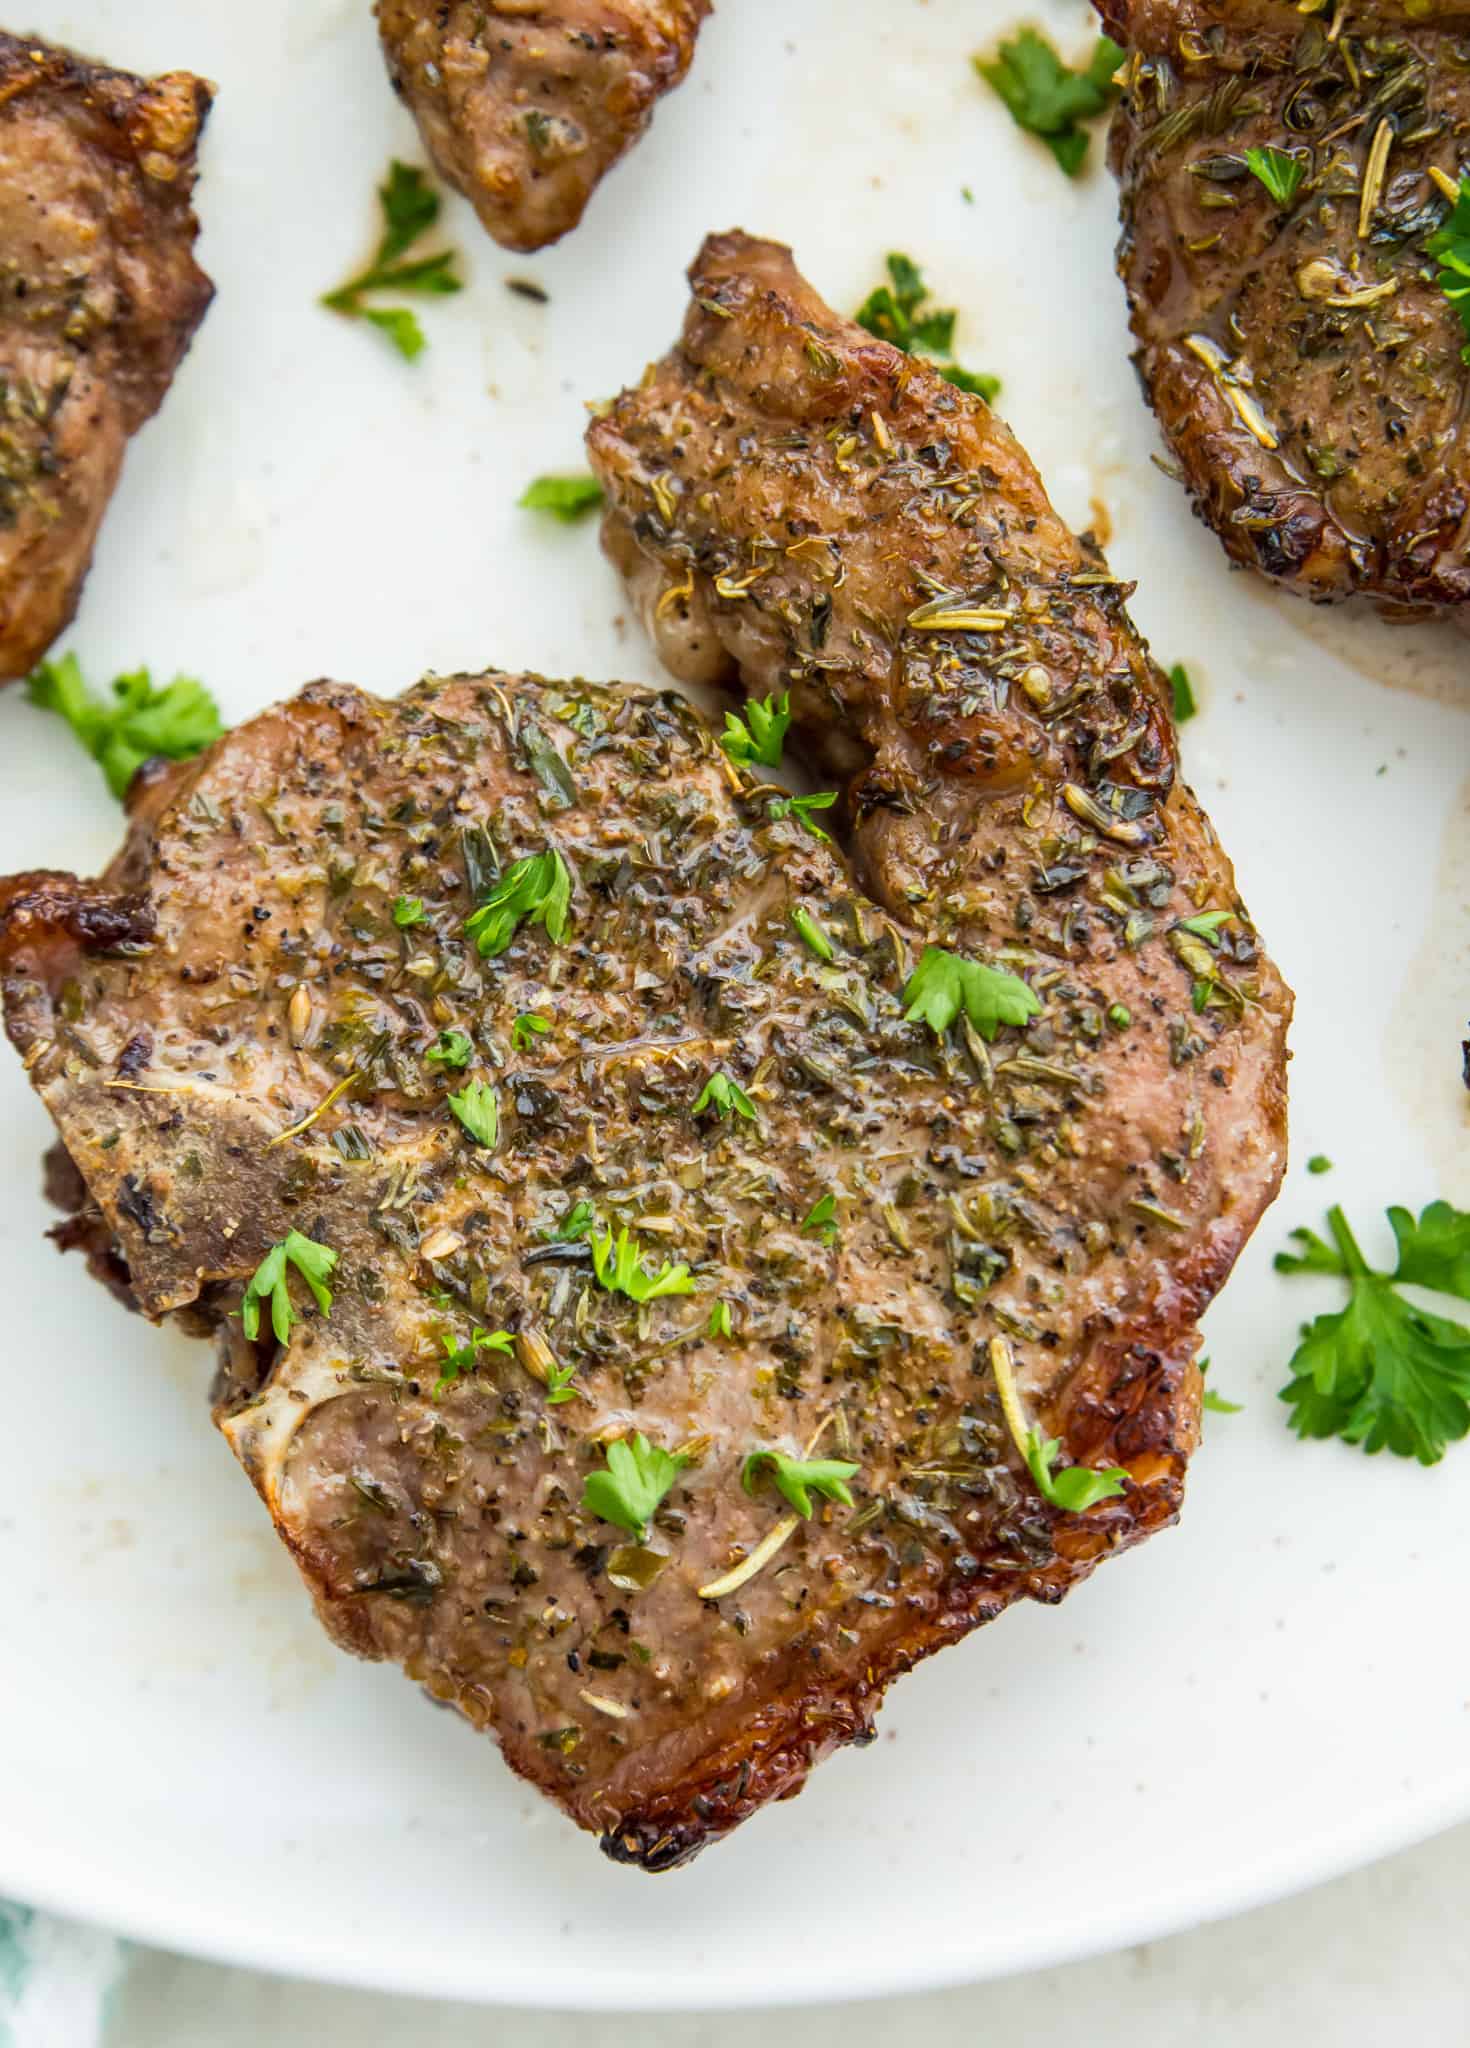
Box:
691;1070;757;1122
1025;1428;1129;1510
742;1449;860;1518
447;1079;499;1147
1179;909;1233;940
27;653;223;800
241;1231;338;1345
720;690;792;768
1308;1155;1333;1176
465;847;571;958
542;1355;579;1406
855;253;1000;401
767;789;837;841
591;1225;696;1302
1276;1200;1470;1464
425;1028;473;1069
393;895;428;927
582;1432;688;1540
976;30;1124;177
519;473;604;521
1200;1356;1241;1416
802;1191;839;1246
902;945;1041;1041
792;905;835;961
1168;661;1197;724
434;1326;514;1399
322;160;463;361
512;1011;551;1051
1245;145;1305;207
708;1299;734;1339
1428;173;1470;363
552;1198;596;1243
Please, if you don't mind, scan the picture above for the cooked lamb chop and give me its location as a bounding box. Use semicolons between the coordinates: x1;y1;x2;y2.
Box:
375;0;709;253
0;32;213;683
1102;0;1470;613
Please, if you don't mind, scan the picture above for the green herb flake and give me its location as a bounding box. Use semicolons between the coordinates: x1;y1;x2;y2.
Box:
27;654;223;800
720;690;792;768
591;1225;696;1302
976;30;1124;177
1168;662;1198;723
582;1432;688;1540
393;895;428;928
552;1198;596;1243
792;905;835;961
1200;1356;1242;1415
1308;1154;1333;1176
1429;174;1470;363
691;1070;757;1122
322;160;463;360
902;945;1041;1041
464;847;571;959
425;1029;473;1069
241;1231;338;1345
855;254;1000;402
742;1448;860;1518
802;1191;840;1247
1024;1426;1128;1510
1276;1200;1470;1463
767;789;838;841
434;1326;514;1399
1245;145;1306;207
708;1299;734;1339
447;1078;500;1148
519;473;605;521
512;1011;551;1052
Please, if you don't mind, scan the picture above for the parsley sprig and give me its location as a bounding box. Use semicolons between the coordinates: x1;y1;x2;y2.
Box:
856;254;999;401
425;1029;473;1070
721;691;791;768
591;1225;696;1302
435;1326;514;1399
465;848;571;958
241;1231;338;1345
976;30;1123;177
692;1070;757;1122
1276;1200;1470;1464
1428;173;1470;364
1025;1429;1128;1511
768;789;837;841
448;1078;499;1147
582;1433;688;1540
322;161;463;361
28;653;222;800
742;1449;860;1518
902;945;1041;1040
1245;145;1305;207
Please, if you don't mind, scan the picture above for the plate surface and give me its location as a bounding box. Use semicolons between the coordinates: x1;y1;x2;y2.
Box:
2;0;1467;2010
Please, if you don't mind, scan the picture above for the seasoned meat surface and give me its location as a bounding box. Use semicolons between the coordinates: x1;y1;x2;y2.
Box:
375;0;710;252
0;32;213;682
1104;0;1470;612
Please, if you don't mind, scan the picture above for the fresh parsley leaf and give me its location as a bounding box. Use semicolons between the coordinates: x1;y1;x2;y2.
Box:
591;1225;696;1302
792;905;835;961
543;1355;579;1405
1245;144;1305;207
708;1299;734;1339
1429;173;1470;363
767;789;837;841
447;1078;499;1147
1025;1426;1128;1510
742;1448;860;1519
1168;661;1198;723
393;895;428;928
582;1432;688;1540
519;473;604;521
322;160;463;360
425;1028;473;1069
552;1198;596;1243
28;653;223;800
902;945;1041;1041
802;1191;839;1247
1308;1154;1333;1176
720;691;791;769
1200;1356;1241;1415
434;1326;514;1399
511;1011;551;1052
1276;1201;1470;1464
976;30;1123;177
855;253;1000;401
464;847;571;958
691;1070;757;1122
241;1230;338;1345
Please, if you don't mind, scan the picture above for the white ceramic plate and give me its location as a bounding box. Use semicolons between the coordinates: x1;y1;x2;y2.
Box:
1;0;1467;2011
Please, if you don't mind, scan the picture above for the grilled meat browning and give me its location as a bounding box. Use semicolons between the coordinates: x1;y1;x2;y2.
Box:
0;32;213;682
1104;0;1470;611
375;1;710;252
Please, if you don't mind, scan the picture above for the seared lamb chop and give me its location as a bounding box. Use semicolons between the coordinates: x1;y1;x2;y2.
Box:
0;32;213;683
1103;0;1470;612
375;1;709;252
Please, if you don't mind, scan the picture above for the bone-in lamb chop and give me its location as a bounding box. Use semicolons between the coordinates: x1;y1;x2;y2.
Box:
0;242;1288;1873
0;32;213;684
375;1;710;252
1102;0;1470;613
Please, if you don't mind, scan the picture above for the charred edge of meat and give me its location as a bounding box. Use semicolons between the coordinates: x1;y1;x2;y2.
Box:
0;873;154;958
